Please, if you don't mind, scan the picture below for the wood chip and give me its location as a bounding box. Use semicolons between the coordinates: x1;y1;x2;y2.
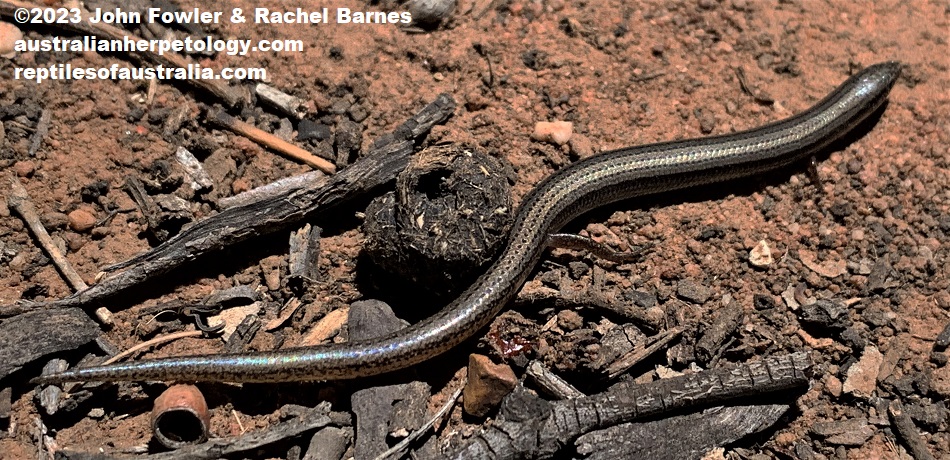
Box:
297;308;348;347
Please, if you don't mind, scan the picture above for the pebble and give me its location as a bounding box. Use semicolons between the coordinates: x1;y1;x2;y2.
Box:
932;365;950;400
839;327;867;350
41;212;69;230
8;252;27;269
408;0;456;26
904;400;949;432
929;351;947;366
625;289;658;308
231;178;250;194
842;346;883;398
259;255;283;291
531;121;573;146
557;310;583;331
91;227;111;239
463;354;517;418
798;300;851;331
297;119;332;141
568;134;594;158
798;249;847;278
0;21;23;58
748;240;773;267
676;279;713;304
304;426;350;460
567;261;589;279
12;160;35;177
811;418;874;446
63;233;85;252
866;258;892;292
67;209;96;232
824;375;843;398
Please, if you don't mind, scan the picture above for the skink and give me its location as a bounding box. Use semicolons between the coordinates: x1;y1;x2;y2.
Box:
36;61;901;384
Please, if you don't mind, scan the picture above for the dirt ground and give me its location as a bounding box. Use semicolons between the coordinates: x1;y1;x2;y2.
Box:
0;0;948;458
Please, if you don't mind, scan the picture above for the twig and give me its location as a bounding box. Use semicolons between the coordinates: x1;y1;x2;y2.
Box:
734;67;775;105
446;353;813;460
8;176;86;291
100;330;204;366
207;109;336;174
525;361;583;399
888;400;936;460
28;109;50;157
0;0;248;108
374;384;464;460
231;409;247;434
6;176;112;324
255;83;307;119
605;326;684;380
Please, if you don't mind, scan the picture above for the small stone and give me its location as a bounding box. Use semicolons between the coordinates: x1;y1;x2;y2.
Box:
297;119;332;141
694;108;717;134
260;255;283;291
557;310;583;331
63;233;85;252
0;21;23;58
811;418;874;446
625;289;657;308
748;240;773;267
40;211;69;230
274;119;294;141
531;121;573;146
80;180;110;203
304;426;349;460
799;300;852;331
90;227;111;239
861;304;891;328
567;261;589;279
348;300;406;342
232;178;250;194
799;249;847;278
67;209;96;232
8;252;27;269
408;0;456;26
825;375;843;398
904;400;949;432
842;346;883;398
12;160;35;177
932;365;950;399
676;279;712;304
931;352;948;366
463;354;517;418
866;258;892;292
568;134;594;158
839;327;867;350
